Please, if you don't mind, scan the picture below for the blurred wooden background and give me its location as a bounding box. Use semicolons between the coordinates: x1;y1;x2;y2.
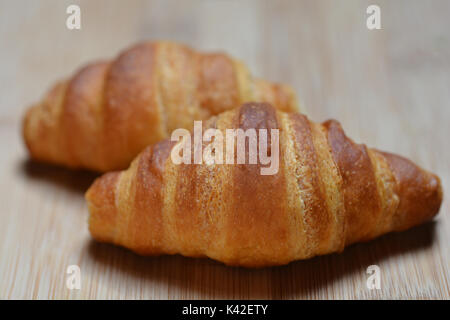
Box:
0;0;449;299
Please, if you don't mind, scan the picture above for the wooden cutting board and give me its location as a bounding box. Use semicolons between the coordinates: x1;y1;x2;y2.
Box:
0;0;448;299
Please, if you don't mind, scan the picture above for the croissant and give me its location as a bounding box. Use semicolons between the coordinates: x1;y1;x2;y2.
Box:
86;103;442;267
22;41;298;172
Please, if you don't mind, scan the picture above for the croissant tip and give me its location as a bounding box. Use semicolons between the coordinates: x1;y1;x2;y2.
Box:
381;151;443;230
86;172;121;243
22;105;35;155
428;172;443;215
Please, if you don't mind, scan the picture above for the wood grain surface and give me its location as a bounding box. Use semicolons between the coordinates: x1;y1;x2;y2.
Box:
0;0;449;299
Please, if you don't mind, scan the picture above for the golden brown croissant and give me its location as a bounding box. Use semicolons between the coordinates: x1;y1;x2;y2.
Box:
22;41;298;172
86;103;442;267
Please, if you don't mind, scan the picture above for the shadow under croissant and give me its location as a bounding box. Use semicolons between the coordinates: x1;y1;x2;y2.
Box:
19;159;99;194
87;221;436;299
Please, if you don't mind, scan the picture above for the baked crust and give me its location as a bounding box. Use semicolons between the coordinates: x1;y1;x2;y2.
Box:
86;103;442;267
